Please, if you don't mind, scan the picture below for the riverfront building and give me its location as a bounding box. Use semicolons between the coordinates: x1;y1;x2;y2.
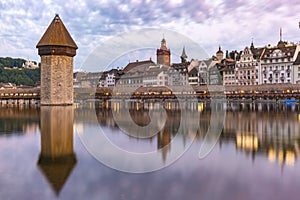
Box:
100;37;190;88
221;58;236;86
293;52;300;84
235;46;260;85
96;30;300;88
260;42;296;84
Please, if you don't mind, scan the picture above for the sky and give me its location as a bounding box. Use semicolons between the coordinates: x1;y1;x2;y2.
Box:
0;0;299;71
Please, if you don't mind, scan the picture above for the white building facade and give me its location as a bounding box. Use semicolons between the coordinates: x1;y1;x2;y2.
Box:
261;43;296;84
293;51;300;84
105;73;115;87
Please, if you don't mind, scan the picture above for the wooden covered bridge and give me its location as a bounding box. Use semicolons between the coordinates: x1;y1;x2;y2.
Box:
93;84;300;101
1;84;300;106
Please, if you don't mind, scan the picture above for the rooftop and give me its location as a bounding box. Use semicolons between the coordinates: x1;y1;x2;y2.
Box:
294;52;300;65
36;14;78;49
261;45;296;59
123;59;155;72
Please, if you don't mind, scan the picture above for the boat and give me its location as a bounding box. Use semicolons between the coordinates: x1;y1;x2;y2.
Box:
284;99;298;106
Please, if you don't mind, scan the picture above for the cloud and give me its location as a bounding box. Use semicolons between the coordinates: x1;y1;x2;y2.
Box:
81;28;208;72
0;0;299;70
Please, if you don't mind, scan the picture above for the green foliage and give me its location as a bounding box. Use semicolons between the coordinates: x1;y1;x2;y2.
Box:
0;57;26;68
0;57;40;86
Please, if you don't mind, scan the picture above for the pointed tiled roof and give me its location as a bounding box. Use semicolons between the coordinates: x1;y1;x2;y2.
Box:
36;14;78;49
160;37;168;51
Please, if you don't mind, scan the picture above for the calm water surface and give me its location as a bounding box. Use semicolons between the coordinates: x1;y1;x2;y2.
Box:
0;102;300;200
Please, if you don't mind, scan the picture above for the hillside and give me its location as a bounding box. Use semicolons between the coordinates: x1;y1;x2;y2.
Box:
0;57;40;86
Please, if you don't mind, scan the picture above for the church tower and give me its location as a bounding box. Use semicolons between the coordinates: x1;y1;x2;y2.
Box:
216;45;224;61
156;37;171;66
36;14;78;105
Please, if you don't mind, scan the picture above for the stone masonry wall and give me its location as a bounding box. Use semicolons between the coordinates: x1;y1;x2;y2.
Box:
41;55;73;105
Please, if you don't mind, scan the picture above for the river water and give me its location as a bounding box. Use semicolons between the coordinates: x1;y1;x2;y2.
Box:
0;101;299;200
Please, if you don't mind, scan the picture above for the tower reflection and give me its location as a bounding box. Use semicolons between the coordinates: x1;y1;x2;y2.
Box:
37;106;76;196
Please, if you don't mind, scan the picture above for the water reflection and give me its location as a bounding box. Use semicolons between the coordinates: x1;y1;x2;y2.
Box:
75;100;200;173
0;106;39;135
0;102;300;199
92;101;300;169
221;102;300;168
94;101;200;163
38;106;76;196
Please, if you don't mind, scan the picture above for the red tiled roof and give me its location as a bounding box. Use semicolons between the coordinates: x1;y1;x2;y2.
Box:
123;60;155;72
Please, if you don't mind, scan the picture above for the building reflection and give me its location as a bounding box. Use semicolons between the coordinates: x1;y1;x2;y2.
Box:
93;101;300;167
221;103;300;168
37;106;76;196
94;100;200;162
0;106;40;135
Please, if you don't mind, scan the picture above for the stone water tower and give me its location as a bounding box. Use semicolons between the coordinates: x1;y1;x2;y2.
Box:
156;37;171;66
36;14;77;105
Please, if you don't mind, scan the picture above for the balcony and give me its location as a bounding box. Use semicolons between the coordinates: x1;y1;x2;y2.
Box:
280;77;285;81
286;69;291;73
268;77;273;81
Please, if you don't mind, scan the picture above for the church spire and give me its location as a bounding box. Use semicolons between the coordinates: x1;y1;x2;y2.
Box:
161;36;167;49
181;46;188;63
250;38;254;51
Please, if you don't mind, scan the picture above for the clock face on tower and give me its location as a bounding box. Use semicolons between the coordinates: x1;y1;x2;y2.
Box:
165;56;169;63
